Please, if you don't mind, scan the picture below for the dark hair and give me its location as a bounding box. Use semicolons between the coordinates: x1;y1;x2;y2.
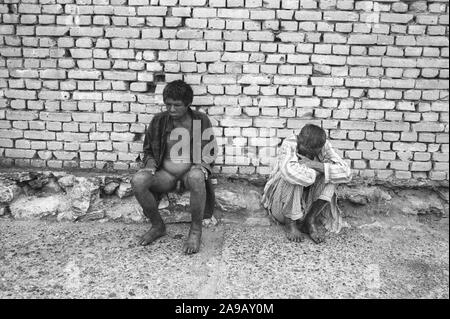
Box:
298;124;326;149
162;80;193;107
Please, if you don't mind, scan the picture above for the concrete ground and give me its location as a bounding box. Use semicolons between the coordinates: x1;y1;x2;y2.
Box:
0;211;448;299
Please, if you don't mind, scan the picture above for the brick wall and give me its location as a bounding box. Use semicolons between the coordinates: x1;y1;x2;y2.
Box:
0;0;448;181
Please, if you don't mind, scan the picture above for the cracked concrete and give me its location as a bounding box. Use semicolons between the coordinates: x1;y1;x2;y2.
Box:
0;208;448;299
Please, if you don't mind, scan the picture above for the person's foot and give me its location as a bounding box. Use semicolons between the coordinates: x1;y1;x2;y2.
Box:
183;227;202;254
138;225;166;246
284;219;304;242
305;219;325;244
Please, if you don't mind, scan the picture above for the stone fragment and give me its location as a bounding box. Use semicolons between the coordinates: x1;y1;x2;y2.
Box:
215;188;263;213
10;195;70;220
28;175;48;189
202;216;218;227
103;182;120;195
68;177;100;217
57;174;76;189
42;178;63;194
77;210;105;221
158;196;169;209
0;179;21;204
116;182;133;198
337;186;392;205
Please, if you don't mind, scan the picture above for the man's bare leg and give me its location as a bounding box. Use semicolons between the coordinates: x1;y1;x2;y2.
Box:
182;168;206;254
284;217;305;242
304;199;328;244
131;169;177;246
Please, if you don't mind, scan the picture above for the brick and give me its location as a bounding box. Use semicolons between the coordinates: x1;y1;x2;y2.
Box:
323;11;358;21
218;9;249;19
396;102;415;111
259;97;287;107
40;69;66;79
340;121;375;131
68;70;101;80
73;92;102;101
220;118;253;127
0;47;22;57
56;132;89;142
238;75;271;85
348;34;377;45
5;89;37;100
311;54;346;65
376;122;410;132
295;11;322;21
311;77;344;86
248;31;275;42
274;76;307;86
380;13;413;24
417;36;449;47
410;162;432;172
105;28;140;38
104;71;136;81
70;27;104;37
412;123;445;132
36;26;69;36
254;118;286;128
381;79;415;89
134;39;169;50
53;151;78;161
6;110;38;121
110;132;135;142
5;149;36;159
429;171;447;180
104;113;137;123
39;112;72;122
347;56;381;66
416;79;448;90
23;130;56;140
72;112;102;122
103;92;136;102
192;8;217;18
203;75;236;84
345;78;380;88
393;142;427;152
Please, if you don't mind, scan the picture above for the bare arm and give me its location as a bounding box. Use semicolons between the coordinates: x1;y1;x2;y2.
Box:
142;120;158;175
297;153;325;174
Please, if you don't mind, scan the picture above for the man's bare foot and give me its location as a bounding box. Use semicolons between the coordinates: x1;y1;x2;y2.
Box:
305;220;325;244
183;228;202;254
309;230;325;244
284;219;304;242
138;225;166;246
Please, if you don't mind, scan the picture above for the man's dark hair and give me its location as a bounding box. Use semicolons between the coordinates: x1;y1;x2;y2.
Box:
298;124;327;150
162;80;194;106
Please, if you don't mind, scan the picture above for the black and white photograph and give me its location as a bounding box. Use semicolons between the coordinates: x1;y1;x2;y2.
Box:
0;0;448;305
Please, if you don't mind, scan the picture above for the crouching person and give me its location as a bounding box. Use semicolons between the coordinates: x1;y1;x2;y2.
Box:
132;80;217;254
262;124;352;244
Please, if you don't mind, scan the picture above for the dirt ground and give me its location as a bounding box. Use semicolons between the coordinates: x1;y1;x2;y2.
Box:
0;210;448;299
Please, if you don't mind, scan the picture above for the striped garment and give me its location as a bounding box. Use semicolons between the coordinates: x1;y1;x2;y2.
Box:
262;134;353;233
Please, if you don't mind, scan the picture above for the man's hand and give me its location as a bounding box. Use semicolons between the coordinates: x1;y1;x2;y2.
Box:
297;153;324;173
141;167;156;175
191;164;208;180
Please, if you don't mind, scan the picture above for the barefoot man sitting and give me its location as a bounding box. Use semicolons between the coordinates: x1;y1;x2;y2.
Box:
262;124;352;243
132;80;217;254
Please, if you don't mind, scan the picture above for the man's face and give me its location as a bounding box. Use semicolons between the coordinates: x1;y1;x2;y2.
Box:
165;98;189;120
297;137;322;160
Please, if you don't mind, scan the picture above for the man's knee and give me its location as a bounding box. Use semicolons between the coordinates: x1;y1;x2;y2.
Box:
186;168;205;190
318;183;335;202
131;170;153;191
